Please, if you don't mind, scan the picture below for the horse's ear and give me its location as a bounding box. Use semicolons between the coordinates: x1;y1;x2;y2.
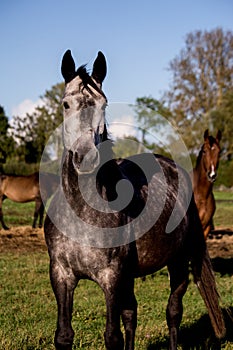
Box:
204;129;209;141
92;51;107;84
61;50;76;83
216;130;222;142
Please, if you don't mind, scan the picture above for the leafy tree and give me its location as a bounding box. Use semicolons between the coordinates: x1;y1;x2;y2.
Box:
0;105;15;166
12;83;64;163
133;96;172;147
210;90;233;160
164;28;233;152
113;136;146;158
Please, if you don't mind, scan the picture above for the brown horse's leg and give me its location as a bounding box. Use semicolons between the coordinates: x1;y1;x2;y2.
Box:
166;258;189;350
120;276;137;350
203;225;211;240
33;197;43;228
50;259;77;350
38;201;45;228
0;196;9;230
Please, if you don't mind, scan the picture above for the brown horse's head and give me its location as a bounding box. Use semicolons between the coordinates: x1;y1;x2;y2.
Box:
201;129;222;182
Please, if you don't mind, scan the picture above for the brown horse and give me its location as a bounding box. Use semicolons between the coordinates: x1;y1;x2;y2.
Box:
192;129;222;240
0;172;59;230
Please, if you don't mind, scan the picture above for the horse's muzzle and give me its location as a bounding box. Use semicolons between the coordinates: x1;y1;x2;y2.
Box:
71;134;100;174
72;148;100;174
207;171;217;183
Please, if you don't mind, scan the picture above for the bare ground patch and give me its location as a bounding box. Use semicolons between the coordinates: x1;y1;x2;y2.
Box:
0;226;47;253
1;226;233;259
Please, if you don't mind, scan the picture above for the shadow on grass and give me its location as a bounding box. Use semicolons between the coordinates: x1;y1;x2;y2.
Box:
211;257;233;276
147;308;233;350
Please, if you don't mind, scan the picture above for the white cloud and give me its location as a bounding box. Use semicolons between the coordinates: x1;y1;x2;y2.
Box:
108;114;137;139
11;98;44;118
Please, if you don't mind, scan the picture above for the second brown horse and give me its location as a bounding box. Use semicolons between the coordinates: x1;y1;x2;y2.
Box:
0;172;59;230
192;129;222;240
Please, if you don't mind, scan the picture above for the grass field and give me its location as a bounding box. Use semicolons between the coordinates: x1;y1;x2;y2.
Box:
213;191;233;228
0;192;233;349
2;190;233;228
2;200;35;227
0;253;233;350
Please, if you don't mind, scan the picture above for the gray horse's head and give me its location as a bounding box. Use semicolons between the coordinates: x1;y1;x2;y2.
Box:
61;50;107;174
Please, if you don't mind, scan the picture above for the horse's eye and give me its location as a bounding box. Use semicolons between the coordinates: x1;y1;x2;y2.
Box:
63;101;70;110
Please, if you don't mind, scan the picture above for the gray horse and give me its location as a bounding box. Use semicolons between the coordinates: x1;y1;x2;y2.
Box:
44;50;225;350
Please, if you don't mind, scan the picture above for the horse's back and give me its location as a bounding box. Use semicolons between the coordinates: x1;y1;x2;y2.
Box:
117;154;197;276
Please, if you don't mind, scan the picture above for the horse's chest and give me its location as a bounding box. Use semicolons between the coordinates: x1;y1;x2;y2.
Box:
54;239;129;282
194;192;214;228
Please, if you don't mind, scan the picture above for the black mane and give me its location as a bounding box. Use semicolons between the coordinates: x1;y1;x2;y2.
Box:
196;147;204;166
76;65;107;100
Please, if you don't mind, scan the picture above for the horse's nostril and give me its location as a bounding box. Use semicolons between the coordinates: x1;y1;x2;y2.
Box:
74;152;83;167
208;171;217;182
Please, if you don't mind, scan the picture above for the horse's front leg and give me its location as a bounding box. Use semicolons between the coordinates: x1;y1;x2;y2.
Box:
103;278;124;350
120;276;137;350
203;224;211;240
50;259;78;350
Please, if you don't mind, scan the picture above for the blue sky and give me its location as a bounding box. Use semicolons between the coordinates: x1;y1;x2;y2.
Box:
1;0;233;119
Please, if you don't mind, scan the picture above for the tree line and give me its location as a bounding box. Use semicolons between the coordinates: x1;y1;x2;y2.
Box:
1;28;233;184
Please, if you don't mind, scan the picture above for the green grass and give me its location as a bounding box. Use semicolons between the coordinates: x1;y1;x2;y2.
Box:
0;193;232;349
2;191;233;229
0;253;233;350
2;199;35;227
214;191;233;201
0;253;55;350
1;191;233;228
214;201;233;227
214;191;233;227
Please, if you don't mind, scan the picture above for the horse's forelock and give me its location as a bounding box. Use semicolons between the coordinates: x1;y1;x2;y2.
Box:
208;135;217;148
76;65;107;100
76;65;89;84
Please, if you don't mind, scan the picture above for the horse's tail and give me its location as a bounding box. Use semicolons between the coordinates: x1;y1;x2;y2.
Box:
189;200;226;339
192;248;226;339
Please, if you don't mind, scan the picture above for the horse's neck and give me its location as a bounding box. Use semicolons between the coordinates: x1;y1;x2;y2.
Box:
61;151;119;214
62;151;93;206
193;159;212;197
61;151;129;235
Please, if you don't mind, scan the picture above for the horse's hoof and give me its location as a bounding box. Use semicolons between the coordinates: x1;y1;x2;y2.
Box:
3;226;9;230
55;342;73;350
56;346;72;350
